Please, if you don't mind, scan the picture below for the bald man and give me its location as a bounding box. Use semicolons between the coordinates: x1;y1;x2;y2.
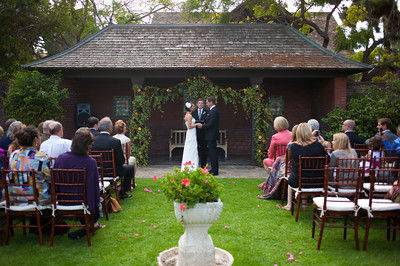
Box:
342;120;364;148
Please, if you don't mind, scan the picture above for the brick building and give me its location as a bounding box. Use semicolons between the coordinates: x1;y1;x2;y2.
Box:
25;23;370;159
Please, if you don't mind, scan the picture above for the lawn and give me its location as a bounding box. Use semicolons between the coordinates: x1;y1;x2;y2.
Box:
1;178;399;266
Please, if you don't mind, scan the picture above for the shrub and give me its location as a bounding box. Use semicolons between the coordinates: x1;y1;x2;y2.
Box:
3;70;69;125
322;79;400;140
160;164;222;208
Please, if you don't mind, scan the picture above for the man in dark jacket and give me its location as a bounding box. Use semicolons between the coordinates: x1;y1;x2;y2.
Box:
198;96;220;175
342;120;364;148
88;117;100;137
192;98;208;168
92;117;133;198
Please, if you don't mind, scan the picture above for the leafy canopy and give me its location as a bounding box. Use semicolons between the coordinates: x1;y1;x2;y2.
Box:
3;70;69;125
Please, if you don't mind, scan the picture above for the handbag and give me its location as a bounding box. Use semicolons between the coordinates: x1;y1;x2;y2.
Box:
110;197;122;212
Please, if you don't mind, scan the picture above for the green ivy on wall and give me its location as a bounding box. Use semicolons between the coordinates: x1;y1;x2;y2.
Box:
129;76;272;166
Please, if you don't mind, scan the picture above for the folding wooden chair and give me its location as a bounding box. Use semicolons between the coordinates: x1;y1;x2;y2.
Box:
312;164;364;250
272;144;288;161
363;157;399;198
2;170;48;244
89;150;120;202
358;166;400;250
280;151;291;204
290;156;328;222
329;158;367;198
49;169;93;246
90;154;110;220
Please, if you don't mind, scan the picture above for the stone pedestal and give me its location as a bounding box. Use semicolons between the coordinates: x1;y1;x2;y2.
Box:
174;200;223;266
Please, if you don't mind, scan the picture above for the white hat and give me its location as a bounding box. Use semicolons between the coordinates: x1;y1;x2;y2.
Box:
185;102;192;109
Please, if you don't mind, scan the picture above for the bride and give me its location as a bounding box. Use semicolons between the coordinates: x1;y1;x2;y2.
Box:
181;102;200;171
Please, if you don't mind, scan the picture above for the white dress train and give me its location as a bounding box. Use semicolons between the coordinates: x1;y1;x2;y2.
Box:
181;118;199;171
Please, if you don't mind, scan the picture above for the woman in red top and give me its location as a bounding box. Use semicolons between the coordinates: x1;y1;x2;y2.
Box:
263;116;292;170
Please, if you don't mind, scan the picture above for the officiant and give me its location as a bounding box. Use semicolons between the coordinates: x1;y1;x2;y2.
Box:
192;98;208;168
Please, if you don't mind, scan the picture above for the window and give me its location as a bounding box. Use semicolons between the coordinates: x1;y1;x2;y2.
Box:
269;96;284;117
113;96;132;118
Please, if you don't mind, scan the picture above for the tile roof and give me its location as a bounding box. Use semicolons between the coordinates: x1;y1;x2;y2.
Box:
25;23;370;71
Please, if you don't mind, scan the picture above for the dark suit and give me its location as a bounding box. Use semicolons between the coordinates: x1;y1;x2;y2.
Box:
192;108;208;168
203;106;220;175
92;132;132;195
345;131;364;148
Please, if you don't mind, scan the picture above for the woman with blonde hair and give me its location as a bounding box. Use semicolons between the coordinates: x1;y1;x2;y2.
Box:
330;133;357;167
280;123;326;210
263;116;292;170
113;120;131;163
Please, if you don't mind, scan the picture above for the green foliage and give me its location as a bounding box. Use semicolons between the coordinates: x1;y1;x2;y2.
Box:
3;70;69;125
41;0;99;56
0;0;50;81
129;76;272;166
322;79;400;140
160;167;221;208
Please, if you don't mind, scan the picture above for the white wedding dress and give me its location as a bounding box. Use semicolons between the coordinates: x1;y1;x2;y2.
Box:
181;117;199;171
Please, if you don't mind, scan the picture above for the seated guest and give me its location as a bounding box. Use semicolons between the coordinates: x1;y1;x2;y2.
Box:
92;117;133;198
113;120;131;162
307;119;325;143
258;124;299;199
330;133;358;167
367;136;383;163
88;117;100;137
283;123;327;210
3;121;24;155
263;116;292;170
9;126;51;205
366;118;397;145
40;121;71;161
41;120;54;142
54;127;102;236
383;125;400;156
342;119;364;148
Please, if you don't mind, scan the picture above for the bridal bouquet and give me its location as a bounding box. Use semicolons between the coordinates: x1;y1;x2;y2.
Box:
160;162;221;210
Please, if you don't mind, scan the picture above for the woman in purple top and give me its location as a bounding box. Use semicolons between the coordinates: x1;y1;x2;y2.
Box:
54;127;100;223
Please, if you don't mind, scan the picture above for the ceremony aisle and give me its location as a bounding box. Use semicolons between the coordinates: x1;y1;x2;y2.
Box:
1;178;399;265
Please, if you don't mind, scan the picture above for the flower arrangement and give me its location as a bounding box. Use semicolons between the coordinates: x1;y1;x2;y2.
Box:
160;162;222;210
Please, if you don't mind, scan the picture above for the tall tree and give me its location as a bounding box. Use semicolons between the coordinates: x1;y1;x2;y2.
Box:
336;0;400;80
0;0;50;81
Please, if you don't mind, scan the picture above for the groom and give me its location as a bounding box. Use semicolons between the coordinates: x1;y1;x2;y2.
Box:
197;96;220;175
192;98;208;168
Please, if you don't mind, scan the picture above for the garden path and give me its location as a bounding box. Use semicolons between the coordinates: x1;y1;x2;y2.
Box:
136;165;265;179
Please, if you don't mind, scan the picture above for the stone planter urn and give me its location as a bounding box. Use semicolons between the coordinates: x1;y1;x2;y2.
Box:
157;199;233;266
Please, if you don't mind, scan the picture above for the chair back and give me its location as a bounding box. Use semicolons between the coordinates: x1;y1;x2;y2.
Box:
355;144;369;150
2;170;39;207
330;158;366;197
50;169;87;207
298;156;328;189
90;154;104;185
322;165;364;211
89;150;117;179
367;167;400;208
374;157;400;185
273;144;287;161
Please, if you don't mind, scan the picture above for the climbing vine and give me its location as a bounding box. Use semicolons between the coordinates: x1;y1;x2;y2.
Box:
129;76;272;166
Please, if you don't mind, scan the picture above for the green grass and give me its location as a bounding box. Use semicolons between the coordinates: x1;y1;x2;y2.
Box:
1;178;400;265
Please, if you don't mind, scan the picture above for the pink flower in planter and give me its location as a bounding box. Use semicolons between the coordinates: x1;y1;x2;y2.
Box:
152;176;158;182
181;178;190;187
201;167;209;174
183;161;192;166
179;203;187;211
